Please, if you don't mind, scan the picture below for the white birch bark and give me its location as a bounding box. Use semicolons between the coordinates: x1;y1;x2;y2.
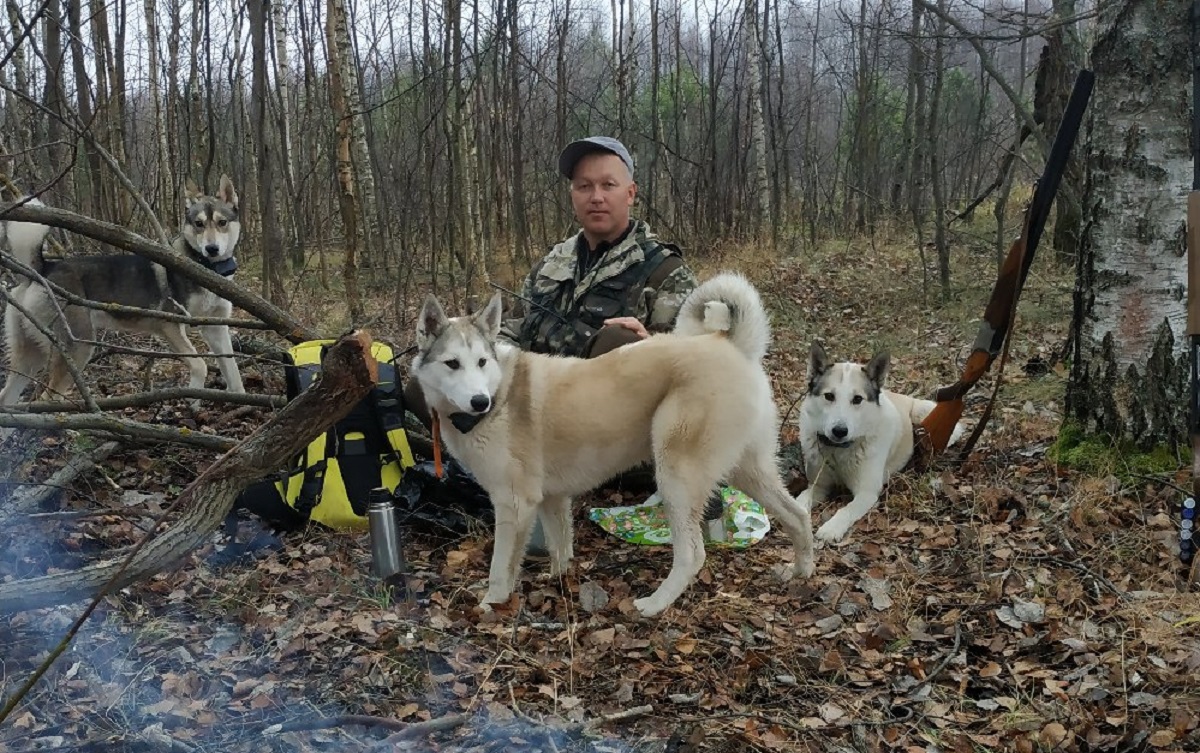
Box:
745;0;771;233
1066;0;1191;446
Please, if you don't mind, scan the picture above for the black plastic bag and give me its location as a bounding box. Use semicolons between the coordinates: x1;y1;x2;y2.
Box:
392;457;493;536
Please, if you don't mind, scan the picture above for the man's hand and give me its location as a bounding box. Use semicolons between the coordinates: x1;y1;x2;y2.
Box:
602;316;650;339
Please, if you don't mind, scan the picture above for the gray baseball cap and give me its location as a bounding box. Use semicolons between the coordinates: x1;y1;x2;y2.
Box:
558;136;635;179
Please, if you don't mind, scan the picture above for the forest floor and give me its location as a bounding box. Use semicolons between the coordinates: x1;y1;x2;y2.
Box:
1;223;1198;753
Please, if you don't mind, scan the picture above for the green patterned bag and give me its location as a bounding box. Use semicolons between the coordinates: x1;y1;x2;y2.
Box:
588;486;770;549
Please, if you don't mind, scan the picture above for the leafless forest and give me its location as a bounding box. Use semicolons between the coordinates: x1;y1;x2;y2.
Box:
2;0;1087;311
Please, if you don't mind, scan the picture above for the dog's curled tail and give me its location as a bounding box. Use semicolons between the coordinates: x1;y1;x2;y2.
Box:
2;197;49;270
673;272;771;362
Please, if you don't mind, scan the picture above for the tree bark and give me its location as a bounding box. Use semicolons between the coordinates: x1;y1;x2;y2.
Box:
0;332;378;614
745;0;771;235
249;0;286;304
143;0;173;223
928;0;950;299
329;0;381;272
3;0;36;185
40;0;65;181
270;0;302;270
326;0;363;322
1044;0;1085;262
66;0;98;216
1066;0;1191;448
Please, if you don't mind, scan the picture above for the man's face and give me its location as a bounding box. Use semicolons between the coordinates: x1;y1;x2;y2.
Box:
569;152;636;245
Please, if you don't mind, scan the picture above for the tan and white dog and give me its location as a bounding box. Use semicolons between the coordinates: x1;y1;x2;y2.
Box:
799;342;963;543
413;273;815;617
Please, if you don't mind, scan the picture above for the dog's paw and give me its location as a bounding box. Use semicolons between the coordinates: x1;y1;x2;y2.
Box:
481;589;512;608
633;596;669;618
815;515;852;543
776;556;815;582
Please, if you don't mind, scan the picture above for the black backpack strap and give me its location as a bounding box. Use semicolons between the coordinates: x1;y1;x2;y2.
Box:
645;251;684;291
292;427;335;520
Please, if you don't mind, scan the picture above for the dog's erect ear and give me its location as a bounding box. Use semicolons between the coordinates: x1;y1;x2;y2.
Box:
809;341;832;376
184;178;202;206
217;174;239;210
417;294;450;349
864;351;891;394
807;341;832;395
472;292;504;339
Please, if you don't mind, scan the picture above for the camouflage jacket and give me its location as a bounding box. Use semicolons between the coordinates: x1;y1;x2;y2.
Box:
501;220;699;357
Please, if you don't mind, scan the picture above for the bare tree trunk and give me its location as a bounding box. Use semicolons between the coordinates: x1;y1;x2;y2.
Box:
1046;0;1085;262
248;0;286;304
1066;0;1190;448
745;0;771;236
326;0;363;321
271;0;302;270
928;0;949;299
0;333;378;614
908;0;929;297
182;0;199;179
994;0;1031;265
4;0;36;185
802;0;821;248
554;0;569;158
647;0;662;215
329;0;381;273
770;0;789;223
507;0;528;261
40;0;65;182
143;0;172;224
111;0;128;212
66;0;95;213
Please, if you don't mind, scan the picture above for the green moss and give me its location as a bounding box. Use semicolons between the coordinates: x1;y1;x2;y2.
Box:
1049;420;1184;479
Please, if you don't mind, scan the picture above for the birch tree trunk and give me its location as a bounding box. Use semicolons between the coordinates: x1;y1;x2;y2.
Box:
1065;0;1191;448
271;0;302;269
328;0;381;272
326;0;363;322
745;0;771;235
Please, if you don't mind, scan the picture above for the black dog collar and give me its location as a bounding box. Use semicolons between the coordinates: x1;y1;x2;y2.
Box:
449;411;488;433
817;433;853;449
201;256;239;277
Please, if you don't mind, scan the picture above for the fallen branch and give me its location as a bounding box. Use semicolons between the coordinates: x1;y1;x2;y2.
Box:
0;440;120;518
0;413;237;451
8;388;286;413
263;714;408;734
370;714;471;749
0;330;377;615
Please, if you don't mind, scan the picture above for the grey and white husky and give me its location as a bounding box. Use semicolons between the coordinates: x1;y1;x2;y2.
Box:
412;273;816;617
799;342;964;543
0;176;245;406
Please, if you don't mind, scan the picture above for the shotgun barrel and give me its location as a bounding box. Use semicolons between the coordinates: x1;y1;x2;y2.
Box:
919;69;1095;459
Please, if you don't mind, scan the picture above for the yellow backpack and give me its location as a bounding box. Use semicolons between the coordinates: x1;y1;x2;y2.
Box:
234;339;416;530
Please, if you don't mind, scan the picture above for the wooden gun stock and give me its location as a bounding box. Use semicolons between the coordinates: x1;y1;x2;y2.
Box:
918;69;1095;464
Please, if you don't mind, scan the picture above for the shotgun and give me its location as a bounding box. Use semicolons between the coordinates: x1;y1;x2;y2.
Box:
917;69;1095;462
1183;0;1200;571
